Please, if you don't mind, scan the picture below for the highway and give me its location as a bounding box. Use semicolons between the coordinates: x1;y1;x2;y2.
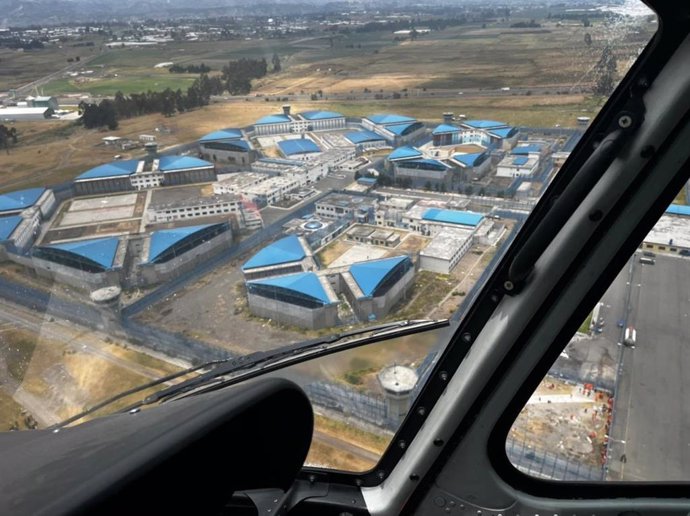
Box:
606;253;690;480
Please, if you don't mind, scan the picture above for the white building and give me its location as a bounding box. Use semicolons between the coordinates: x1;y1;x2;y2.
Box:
252;106;346;136
147;185;245;224
419;227;474;274
496;153;540;178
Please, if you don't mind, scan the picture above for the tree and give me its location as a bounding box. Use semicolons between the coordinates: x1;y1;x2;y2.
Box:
0;124;18;154
424;180;432;191
583;16;591;27
272;52;281;73
584;32;592;46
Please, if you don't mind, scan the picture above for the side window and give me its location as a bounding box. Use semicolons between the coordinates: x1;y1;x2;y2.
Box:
508;196;690;481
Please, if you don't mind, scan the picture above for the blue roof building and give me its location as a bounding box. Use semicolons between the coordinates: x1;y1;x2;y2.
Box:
367;114;416;125
511;144;543;155
388;146;423;161
159;156;213;172
147;223;228;264
349;256;412;298
488;126;517;139
512;156;529;166
0;215;23;241
34;237;121;273
345;130;386;144
255;113;293;125
0;187;46;213
199;129;243;142
76;160;139;181
422;208;484;228
243;235;306;271
247;272;333;306
462;120;508;130
385;121;424;136
666;204;690;217
277;138;321;157
300;110;344;121
452;152;488;168
432;124;461;135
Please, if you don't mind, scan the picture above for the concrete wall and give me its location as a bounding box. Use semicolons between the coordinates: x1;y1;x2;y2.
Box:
200;146;254;166
22;254;121;291
74;177;133;196
247;293;338;329
419;254;452;275
162;167;216;186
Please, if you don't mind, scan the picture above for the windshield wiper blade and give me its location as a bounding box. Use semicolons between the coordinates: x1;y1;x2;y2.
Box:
51;319;448;429
142;318;448;405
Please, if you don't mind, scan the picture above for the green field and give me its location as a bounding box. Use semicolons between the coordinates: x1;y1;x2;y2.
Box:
43;72;199;96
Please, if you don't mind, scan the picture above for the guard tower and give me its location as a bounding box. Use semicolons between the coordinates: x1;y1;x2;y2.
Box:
378;365;418;423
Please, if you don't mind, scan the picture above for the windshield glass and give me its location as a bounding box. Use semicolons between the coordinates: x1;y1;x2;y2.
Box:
0;0;655;453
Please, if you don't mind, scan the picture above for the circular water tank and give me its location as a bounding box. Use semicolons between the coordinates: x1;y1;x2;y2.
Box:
378;365;418;395
90;286;122;304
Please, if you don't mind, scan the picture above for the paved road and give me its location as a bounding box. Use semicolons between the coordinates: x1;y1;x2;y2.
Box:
606;253;690;481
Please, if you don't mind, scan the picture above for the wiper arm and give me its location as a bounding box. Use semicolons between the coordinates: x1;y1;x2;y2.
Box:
51;318;448;429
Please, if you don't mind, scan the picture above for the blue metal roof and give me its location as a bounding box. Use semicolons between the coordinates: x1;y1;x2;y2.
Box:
255;113;292;125
350;256;409;298
248;272;331;305
367;114;416;125
512;156;529;166
148;224;213;263
432;124;461;135
345;130;386;144
388;146;422;161
463;120;507;129
76;159;139;180
422;208;484;227
300;110;344;121
0;187;45;212
452;152;486;167
0;216;23;240
199;129;243;142
488;126;516;138
357;177;377;185
511;144;542;155
666;204;690;217
159;155;213;172
243;235;306;270
278;138;320;156
385;122;421;136
49;237;120;269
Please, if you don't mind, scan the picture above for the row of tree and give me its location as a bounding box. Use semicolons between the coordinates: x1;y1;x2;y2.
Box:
168;63;212;74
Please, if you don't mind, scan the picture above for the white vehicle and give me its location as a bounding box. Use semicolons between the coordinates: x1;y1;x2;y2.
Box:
624;326;637;346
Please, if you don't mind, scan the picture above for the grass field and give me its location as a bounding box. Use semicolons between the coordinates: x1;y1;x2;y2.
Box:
43;70;199;96
0;36;104;91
